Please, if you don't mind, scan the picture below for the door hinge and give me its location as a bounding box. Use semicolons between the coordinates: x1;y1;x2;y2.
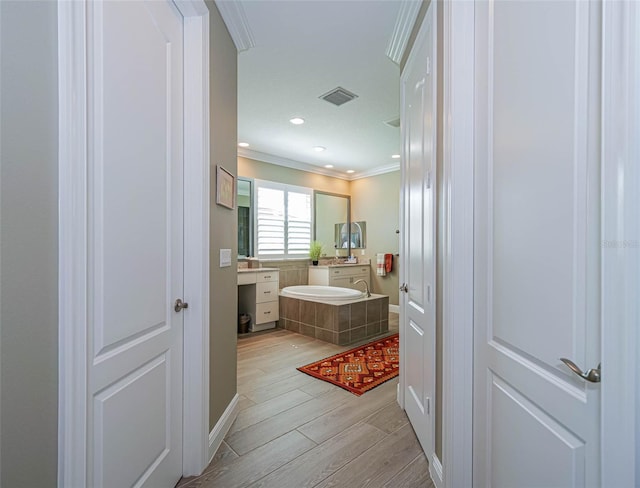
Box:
426;396;430;415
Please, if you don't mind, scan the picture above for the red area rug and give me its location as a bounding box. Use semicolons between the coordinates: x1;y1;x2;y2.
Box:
297;334;399;396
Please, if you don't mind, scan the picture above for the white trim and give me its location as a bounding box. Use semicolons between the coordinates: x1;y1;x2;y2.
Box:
386;1;423;65
430;454;444;488
349;163;401;181
389;304;400;314
239;148;399;181
600;1;639;485
57;1;89;484
208;394;240;461
177;0;211;477
441;1;474;487
214;0;255;52
57;0;211;483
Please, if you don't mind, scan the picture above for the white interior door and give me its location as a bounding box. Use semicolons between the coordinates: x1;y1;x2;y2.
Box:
473;1;601;486
400;4;436;457
87;1;184;486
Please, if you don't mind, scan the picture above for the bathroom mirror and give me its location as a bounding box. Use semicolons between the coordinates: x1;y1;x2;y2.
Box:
237;178;253;258
314;191;350;257
335;221;366;249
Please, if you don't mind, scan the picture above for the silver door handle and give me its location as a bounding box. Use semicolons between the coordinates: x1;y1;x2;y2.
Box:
560;358;601;383
175;298;189;312
399;283;408;293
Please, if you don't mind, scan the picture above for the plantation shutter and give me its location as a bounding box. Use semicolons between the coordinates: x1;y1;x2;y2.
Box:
256;185;285;256
255;180;313;259
287;190;312;256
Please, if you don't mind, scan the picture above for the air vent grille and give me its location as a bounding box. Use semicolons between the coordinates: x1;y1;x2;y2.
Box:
319;87;359;106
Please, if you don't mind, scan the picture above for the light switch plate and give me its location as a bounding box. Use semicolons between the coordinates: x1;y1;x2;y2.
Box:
219;248;231;267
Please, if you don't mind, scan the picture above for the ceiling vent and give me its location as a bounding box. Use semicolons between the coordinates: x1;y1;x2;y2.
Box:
384;117;401;128
319;87;359;106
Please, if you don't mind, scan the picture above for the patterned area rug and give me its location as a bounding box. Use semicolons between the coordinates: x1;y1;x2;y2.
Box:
297;334;399;396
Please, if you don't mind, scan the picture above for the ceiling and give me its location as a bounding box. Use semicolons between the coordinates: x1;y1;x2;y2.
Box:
232;0;414;180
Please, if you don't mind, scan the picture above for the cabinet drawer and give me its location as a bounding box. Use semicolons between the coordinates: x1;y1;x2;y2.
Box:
256;281;278;303
238;272;257;285
255;301;279;324
256;271;279;283
330;266;370;276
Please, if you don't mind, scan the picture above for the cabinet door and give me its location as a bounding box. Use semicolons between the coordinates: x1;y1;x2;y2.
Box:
330;276;355;289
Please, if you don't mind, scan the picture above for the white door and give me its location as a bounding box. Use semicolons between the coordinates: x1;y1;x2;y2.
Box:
87;1;184;486
473;1;601;485
400;4;436;456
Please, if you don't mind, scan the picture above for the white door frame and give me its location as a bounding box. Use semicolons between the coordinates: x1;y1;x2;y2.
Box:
441;1;639;487
440;1;474;486
57;1;211;485
600;1;639;485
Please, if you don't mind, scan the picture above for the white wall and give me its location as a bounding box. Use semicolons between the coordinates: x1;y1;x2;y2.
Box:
0;1;59;485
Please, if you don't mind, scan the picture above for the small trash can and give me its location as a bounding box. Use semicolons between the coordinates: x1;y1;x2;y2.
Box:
238;313;251;334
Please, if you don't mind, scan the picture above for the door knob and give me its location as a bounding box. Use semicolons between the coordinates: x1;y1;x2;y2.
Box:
175;298;189;312
399;283;408;293
560;358;601;383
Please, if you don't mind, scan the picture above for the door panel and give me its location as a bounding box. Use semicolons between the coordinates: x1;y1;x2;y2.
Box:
491;374;586;488
87;1;184;486
401;4;436;456
474;1;601;486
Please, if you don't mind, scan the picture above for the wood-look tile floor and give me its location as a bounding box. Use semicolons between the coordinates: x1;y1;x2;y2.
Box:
177;313;435;488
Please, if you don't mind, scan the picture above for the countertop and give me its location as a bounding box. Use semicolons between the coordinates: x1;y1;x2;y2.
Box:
237;267;280;273
310;263;369;268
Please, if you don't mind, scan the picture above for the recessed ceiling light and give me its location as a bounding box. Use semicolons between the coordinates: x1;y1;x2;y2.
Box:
346;170;355;174
324;164;334;169
238;142;250;147
313;146;326;152
289;117;305;125
392;154;400;159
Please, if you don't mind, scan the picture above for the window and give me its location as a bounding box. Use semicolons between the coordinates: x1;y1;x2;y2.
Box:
254;180;313;259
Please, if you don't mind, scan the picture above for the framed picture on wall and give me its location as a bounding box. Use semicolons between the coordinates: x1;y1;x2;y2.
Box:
216;165;235;210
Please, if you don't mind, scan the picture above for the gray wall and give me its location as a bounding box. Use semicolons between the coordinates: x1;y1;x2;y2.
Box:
0;1;59;486
206;1;239;430
350;172;401;305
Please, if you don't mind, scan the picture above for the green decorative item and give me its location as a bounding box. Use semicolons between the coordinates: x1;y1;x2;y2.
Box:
309;240;323;265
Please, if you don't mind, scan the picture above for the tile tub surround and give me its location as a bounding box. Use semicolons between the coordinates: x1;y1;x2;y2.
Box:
279;293;389;346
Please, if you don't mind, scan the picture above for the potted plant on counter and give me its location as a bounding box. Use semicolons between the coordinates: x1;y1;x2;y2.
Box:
309;241;323;266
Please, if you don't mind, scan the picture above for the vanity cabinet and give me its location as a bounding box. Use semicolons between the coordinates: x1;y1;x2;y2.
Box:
238;269;279;332
308;265;370;290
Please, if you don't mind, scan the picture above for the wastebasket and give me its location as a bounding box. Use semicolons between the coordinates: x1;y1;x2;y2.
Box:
238;313;251;334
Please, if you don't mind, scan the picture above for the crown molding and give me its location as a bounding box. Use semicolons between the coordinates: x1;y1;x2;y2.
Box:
214;0;255;52
386;1;422;65
238;148;399;181
349;163;400;180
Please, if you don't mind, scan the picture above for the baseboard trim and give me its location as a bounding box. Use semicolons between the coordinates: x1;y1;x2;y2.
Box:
208;394;239;462
430;453;444;488
389;304;400;314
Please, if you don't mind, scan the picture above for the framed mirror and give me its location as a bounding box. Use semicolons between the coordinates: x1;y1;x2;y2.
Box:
335;221;366;249
314;191;350;257
237;178;253;258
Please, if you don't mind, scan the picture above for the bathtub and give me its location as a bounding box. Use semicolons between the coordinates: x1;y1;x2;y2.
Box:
280;285;363;302
279;286;389;346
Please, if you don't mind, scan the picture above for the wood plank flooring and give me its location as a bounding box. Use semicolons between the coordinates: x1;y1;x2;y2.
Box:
177;313;434;488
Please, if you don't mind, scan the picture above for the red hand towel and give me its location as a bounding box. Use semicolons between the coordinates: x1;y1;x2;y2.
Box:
384;254;393;273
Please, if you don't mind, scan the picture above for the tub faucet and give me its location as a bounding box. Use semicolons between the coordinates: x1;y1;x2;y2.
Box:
353;279;371;298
